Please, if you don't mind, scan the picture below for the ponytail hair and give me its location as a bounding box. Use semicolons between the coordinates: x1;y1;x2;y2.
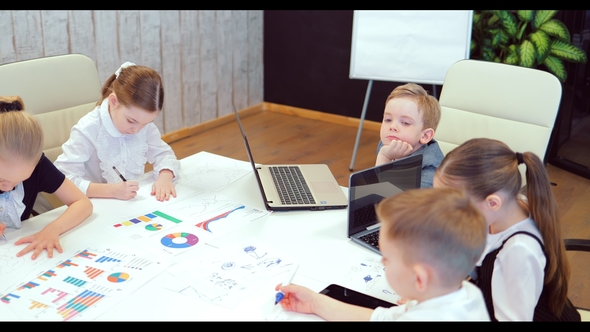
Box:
0;96;44;164
98;64;164;113
435;138;569;316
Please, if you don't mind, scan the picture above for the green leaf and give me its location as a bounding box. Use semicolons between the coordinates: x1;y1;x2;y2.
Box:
491;29;509;47
473;13;481;26
496;10;518;37
505;44;519;65
519;40;537;67
539;19;570;42
533;10;558;29
530;30;551;60
543;55;566;82
518;10;534;22
516;21;528;40
550;40;588;63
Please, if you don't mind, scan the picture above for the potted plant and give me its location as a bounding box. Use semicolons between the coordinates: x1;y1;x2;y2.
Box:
470;10;587;82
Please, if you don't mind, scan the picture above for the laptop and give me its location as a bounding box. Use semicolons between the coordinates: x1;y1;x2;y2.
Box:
233;107;348;211
347;154;423;254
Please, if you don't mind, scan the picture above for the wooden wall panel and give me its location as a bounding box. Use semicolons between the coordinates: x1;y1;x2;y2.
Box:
41;11;69;57
180;10;201;128
198;10;218;123
160;11;183;133
232;11;249;112
138;10;164;132
12;11;44;61
0;11;16;64
216;10;233;117
248;10;264;106
68;11;97;65
0;10;262;136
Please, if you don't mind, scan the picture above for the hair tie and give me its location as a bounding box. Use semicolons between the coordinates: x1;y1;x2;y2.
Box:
115;61;136;78
515;152;524;165
0;100;24;113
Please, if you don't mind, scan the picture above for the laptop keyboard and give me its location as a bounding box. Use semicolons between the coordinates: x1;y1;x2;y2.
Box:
269;166;316;205
359;230;380;250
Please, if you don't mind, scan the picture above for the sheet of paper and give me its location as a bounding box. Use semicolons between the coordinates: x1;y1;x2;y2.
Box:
103;190;270;256
0;240;169;321
340;255;400;305
179;151;252;191
167;237;296;309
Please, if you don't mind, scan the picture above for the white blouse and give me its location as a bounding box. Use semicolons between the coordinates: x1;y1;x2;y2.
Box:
477;217;546;321
55;99;180;194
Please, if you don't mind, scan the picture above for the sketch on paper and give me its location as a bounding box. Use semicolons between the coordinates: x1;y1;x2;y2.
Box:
167;238;296;309
343;256;400;305
178;151;253;191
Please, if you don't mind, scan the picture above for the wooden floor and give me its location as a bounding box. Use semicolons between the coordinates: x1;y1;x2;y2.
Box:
167;109;590;310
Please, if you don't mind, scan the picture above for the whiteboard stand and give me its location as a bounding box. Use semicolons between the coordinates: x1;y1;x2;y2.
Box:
349;79;373;171
347;10;473;171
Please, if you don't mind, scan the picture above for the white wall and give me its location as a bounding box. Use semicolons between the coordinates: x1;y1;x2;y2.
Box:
0;10;264;135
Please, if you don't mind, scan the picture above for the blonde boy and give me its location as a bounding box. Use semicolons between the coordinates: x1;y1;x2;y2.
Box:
376;83;443;188
275;187;489;321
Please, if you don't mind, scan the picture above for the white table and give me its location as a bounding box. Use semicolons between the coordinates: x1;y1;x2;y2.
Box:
1;152;392;321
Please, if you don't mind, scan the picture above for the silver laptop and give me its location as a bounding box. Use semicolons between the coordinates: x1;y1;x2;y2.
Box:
347;154;423;254
233;107;348;211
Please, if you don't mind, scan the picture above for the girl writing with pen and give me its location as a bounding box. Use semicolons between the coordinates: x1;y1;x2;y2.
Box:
55;62;180;202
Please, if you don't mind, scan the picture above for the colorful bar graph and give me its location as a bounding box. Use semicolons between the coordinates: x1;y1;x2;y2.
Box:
1;293;20;304
56;290;105;321
84;266;105;279
29;300;49;310
17;281;40;290
63;276;87;287
152;210;182;223
57;259;79;268
75;250;97;259
95;256;122;263
41;287;69;303
37;269;57;281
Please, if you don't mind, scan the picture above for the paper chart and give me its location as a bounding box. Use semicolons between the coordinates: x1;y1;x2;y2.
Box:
166;238;295;309
105;190;270;256
0;242;169;321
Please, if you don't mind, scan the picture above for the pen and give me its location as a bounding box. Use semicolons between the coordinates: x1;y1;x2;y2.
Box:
275;263;299;305
112;166;127;182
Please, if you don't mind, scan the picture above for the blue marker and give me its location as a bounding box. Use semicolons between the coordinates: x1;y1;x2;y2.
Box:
275;264;299;305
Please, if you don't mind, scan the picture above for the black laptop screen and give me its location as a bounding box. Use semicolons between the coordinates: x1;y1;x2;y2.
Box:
347;154;423;237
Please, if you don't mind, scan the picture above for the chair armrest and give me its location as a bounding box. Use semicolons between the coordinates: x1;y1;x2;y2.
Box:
564;239;590;252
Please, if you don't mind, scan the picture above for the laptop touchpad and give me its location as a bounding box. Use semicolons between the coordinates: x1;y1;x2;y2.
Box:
311;181;339;193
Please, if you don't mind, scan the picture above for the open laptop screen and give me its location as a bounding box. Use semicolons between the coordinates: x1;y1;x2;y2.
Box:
347;154;423;237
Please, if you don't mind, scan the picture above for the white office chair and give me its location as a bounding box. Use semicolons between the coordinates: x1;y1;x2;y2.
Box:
0;54;102;212
435;59;562;185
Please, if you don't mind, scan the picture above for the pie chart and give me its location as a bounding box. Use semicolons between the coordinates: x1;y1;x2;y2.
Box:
160;232;199;248
145;223;163;231
107;272;130;283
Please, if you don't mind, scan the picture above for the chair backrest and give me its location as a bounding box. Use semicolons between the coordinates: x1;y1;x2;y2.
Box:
435;59;562;185
0;54;101;162
0;54;101;211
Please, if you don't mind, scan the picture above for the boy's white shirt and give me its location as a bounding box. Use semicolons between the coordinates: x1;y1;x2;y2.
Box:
370;281;489;321
55;99;180;194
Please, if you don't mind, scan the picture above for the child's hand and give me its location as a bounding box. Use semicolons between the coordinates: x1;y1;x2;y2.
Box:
14;225;63;260
0;222;6;237
113;181;139;200
380;140;413;161
275;283;317;314
152;169;176;202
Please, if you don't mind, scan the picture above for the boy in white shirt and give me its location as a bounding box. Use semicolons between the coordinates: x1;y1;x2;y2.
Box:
275;187;490;321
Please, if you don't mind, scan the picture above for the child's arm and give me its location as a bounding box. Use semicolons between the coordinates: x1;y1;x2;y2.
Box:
145;124;180;201
15;179;92;260
276;283;374;321
376;140;413;166
86;181;140;200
